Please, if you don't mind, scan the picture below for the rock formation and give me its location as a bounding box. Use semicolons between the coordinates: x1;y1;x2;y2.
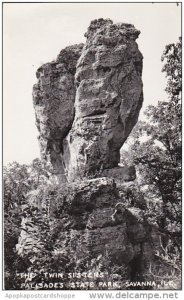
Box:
33;18;143;182
16;19;163;290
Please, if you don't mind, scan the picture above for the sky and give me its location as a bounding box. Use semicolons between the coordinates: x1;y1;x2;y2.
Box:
3;2;181;165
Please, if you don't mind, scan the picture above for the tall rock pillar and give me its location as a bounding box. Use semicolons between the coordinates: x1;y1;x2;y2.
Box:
67;19;143;181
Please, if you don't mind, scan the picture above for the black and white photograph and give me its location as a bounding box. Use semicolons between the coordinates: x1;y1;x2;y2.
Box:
2;1;182;293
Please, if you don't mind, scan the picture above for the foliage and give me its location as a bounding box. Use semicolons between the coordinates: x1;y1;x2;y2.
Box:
3;159;48;289
121;38;181;250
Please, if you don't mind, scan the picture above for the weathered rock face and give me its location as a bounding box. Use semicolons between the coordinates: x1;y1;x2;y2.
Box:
33;18;143;182
67;19;143;181
46;178;156;268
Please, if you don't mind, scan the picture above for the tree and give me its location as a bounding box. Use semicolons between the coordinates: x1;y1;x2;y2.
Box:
121;38;181;250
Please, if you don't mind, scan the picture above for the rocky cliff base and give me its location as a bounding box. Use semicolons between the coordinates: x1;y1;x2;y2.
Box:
16;177;165;290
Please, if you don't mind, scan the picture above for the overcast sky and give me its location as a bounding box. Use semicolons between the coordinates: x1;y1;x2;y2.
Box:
3;2;181;165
